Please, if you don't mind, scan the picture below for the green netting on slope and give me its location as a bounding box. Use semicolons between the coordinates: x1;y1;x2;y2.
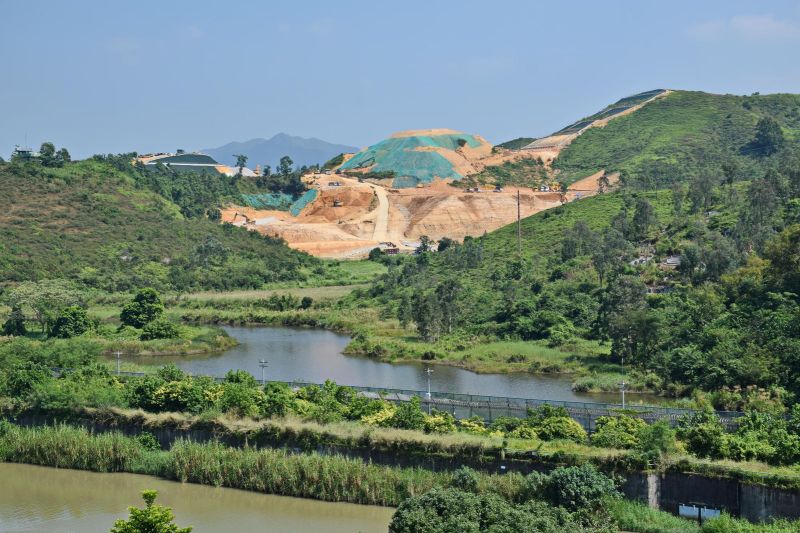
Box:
241;193;294;210
289;189;318;216
340;134;483;188
241;189;318;215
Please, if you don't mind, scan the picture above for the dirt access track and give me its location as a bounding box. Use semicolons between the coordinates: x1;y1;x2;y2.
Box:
221;171;616;259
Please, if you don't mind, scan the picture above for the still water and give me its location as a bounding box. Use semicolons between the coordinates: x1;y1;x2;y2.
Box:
0;463;394;533
133;326;633;404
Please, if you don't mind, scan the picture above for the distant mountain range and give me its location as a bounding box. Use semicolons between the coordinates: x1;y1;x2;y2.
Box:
203;134;358;170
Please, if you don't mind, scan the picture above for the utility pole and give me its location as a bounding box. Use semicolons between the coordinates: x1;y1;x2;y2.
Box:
259;359;269;385
517;189;522;255
114;351;123;376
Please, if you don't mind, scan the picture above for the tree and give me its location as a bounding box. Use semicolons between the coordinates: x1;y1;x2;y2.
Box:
561;221;599;261
435;279;462;334
51;305;92;338
39;142;57;166
670;183;685;215
437;237;455;252
417;235;431;253
57;147;71;164
234;154;248;175
688;174;716;213
631;198;656;240
721;160;739;190
111;490;192;533
751;116;784;156
411;291;442;341
591;228;632;286
278;155;294;176
2;279;82;334
2;306;26;336
262;164;271;177
597;174;610;193
192;236;228;267
120;288;164;328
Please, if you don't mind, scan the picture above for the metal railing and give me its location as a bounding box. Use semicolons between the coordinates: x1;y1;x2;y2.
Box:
110;371;744;429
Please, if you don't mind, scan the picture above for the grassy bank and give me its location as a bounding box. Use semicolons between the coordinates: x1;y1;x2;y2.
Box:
0;422;797;532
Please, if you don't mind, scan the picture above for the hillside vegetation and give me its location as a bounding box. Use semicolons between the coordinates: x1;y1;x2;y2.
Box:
554;90;800;187
0;158;315;291
357;137;800;408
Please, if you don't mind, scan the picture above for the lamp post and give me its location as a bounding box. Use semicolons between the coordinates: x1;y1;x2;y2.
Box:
620;354;626;409
114;350;123;376
425;367;433;413
259;359;269;385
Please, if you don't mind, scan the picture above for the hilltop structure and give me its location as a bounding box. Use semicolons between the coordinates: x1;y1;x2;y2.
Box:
135;151;257;177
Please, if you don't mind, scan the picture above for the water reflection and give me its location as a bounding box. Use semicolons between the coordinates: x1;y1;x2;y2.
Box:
0;463;393;533
125;326;656;404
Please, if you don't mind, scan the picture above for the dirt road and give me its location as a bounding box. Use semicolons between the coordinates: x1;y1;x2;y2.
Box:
369;184;389;242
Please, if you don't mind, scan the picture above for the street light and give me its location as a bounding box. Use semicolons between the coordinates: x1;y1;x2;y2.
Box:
424;367;434;414
259;359;269;385
113;350;123;376
620;354;626;409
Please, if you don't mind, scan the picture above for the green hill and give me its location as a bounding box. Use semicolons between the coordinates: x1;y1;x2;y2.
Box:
554;90;800;187
361;153;800;400
0;158;315;291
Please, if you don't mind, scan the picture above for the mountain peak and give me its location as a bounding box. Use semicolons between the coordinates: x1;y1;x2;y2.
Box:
203;135;357;168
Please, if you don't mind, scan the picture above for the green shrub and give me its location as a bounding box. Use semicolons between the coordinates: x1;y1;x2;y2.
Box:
140;318;180;340
262;382;295;418
2;307;27;336
386;397;426;431
544;464;618;511
535;416;587;443
591;415;647;449
451;466;480;493
135;432;161;451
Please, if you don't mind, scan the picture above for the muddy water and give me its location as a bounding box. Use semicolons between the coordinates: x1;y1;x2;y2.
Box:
0;462;394;533
129;326;661;404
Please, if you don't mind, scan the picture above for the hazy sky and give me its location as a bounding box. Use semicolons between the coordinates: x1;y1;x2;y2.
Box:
2;0;800;158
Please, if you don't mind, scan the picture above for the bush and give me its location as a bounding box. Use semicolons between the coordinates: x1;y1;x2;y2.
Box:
535;416;587;443
51;306;92;338
677;410;726;459
135;432;161;451
424;410;457;434
451;466;480;493
386;397;426;431
591;415;647;449
544;464;618;511
636;419;678;456
140;318;180;340
262;382;295;418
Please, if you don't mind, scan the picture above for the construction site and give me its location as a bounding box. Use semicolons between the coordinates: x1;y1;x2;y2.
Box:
217;91;657;258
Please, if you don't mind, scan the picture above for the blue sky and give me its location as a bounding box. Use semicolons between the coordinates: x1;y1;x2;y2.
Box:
2;0;800;158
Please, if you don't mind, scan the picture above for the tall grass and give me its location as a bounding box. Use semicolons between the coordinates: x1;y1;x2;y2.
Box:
0;422;515;506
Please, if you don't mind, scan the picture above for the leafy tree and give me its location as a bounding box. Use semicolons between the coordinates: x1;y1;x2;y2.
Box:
38;142;57;166
234;154;248;175
51;305;92;338
688;174;717;213
3;279;82;334
120;288;164;328
437;237;455;252
631;198;656;240
110;490;192;533
670;183;685;215
561;221;599;261
591;415;646;449
591;229;632;286
418;235;432;253
57;147;71;164
262;382;295;417
192;236;229;267
751;116;784;156
411;291;442;341
764;224;800;293
278;155;294;176
435;279;462;334
140;318;180;340
451;466;480;493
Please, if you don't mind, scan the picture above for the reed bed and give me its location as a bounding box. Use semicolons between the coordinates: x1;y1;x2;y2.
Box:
0;422;507;507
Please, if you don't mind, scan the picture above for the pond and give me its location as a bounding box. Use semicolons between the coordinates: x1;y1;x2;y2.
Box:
0;462;394;533
130;326;642;404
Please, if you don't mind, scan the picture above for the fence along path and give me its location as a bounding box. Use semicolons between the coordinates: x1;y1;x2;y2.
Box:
113;371;744;431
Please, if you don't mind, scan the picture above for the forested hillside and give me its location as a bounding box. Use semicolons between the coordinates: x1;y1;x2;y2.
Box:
362;141;800;404
554;90;800;187
0;157;315;291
